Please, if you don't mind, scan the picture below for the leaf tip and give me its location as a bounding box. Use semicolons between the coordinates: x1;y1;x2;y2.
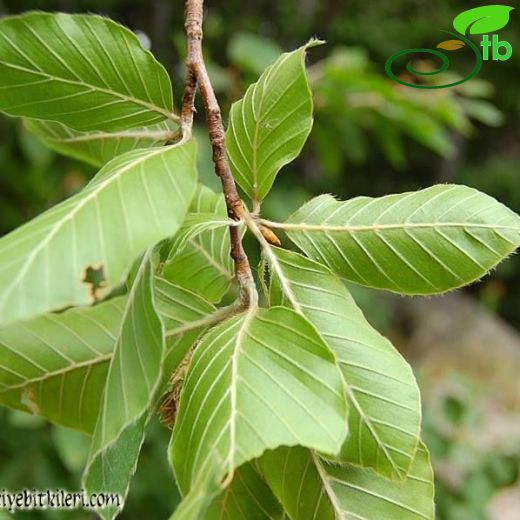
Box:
306;37;326;49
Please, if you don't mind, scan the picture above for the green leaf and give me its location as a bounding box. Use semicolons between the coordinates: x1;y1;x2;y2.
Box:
0;12;175;131
261;448;336;519
77;257;227;520
84;414;148;520
260;443;435;519
0;297;125;434
170;306;348;496
453;5;514;35
205;462;282;519
167;213;237;256
163;185;234;303
0;273;215;436
170;465;222;520
171;460;286;520
226;41;320;202
155;276;217;336
25;118;177;167
0;141;196;325
267;247;420;479
83;252;164;519
282;185;520;295
154;275;218;377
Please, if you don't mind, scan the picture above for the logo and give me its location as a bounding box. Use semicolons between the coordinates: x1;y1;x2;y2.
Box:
385;5;514;89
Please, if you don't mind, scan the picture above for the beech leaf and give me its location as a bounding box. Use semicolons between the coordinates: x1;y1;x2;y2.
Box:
0;12;175;131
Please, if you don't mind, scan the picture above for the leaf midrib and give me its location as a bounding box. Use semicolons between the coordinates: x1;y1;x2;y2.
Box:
190;240;234;279
0;58;174;120
51;128;176;143
328;476;430;519
227;307;257;475
248;50;299;200
311;452;346;519
0;352;112;392
266;220;520;233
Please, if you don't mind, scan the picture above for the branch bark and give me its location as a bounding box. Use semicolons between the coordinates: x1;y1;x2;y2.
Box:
182;0;256;308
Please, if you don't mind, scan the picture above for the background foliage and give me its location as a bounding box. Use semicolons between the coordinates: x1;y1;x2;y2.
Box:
0;0;518;518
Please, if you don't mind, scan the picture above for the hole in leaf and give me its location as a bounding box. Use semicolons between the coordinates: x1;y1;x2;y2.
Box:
82;263;107;302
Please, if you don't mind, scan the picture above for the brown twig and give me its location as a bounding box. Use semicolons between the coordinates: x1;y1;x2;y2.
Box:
183;0;256;308
180;67;197;140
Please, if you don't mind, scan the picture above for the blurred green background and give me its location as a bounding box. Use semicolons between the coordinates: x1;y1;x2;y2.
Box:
0;0;519;518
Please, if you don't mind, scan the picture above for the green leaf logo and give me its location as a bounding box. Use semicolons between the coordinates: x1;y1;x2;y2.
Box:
453;5;514;35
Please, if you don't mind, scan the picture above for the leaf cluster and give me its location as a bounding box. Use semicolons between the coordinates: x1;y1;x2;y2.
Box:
0;11;518;519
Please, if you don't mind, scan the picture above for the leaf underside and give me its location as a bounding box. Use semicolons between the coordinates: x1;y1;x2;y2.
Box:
0;296;125;434
83;252;164;520
25;118;177;167
0;141;196;325
0;12;174;131
170;306;348;496
285;185;520;295
268;247;421;479
1;15;518;520
163;184;234;303
205;462;282;519
260;442;435;520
